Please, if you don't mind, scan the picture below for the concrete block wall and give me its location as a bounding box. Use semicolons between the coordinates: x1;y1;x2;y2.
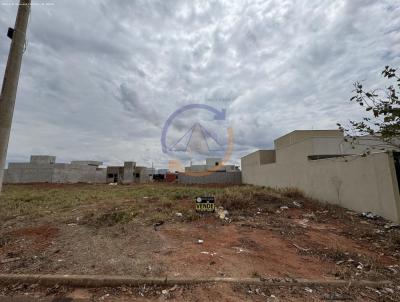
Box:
52;164;101;183
122;162;135;184
5;160;108;184
4;166;54;183
95;169;107;183
5;156;164;185
178;171;242;185
135;166;152;183
30;155;56;165
70;161;102;166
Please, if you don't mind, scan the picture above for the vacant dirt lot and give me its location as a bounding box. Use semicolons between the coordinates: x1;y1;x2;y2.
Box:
0;183;400;301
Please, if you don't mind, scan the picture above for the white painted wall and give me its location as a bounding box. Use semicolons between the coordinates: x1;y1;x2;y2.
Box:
242;150;400;222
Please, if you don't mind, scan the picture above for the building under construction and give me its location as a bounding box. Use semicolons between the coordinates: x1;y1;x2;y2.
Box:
4;155;154;184
178;158;242;185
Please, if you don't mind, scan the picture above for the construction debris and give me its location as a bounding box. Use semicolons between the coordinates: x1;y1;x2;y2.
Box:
387;265;398;274
293;243;310;252
276;205;289;213
360;212;380;220
233;247;246;254
383;287;394;294
293;201;302;208
200;251;216;256
215;207;229;220
267;295;279;302
384;223;400;229
297;219;309;228
302;212;316;219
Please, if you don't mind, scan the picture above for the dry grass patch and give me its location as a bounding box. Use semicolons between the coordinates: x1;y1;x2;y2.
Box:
0;184;224;222
279;187;305;199
216;185;306;213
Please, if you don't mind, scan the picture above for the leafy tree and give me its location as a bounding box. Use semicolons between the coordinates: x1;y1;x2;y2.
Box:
338;66;400;151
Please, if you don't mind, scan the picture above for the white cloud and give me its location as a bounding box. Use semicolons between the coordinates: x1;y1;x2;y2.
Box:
0;0;399;168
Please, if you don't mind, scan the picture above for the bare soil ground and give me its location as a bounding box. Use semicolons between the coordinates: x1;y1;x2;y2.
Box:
0;183;399;301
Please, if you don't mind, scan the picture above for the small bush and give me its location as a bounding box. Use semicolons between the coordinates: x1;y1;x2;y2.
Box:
217;187;254;210
100;211;133;226
82;209;138;227
180;209;202;222
148;211;171;224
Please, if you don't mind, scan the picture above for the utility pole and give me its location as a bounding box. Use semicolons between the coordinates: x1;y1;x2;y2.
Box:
0;0;31;192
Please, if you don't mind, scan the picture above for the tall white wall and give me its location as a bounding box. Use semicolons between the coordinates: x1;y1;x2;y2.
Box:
242;151;400;222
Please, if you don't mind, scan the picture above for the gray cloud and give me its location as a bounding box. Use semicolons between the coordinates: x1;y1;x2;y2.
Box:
0;0;399;168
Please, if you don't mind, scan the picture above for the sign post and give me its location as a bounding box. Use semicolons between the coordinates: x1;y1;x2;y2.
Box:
195;196;215;212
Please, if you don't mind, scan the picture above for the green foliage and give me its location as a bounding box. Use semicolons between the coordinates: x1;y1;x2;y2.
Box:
338;66;400;149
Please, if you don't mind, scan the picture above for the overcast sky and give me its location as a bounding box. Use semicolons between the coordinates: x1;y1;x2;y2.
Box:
0;0;399;168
